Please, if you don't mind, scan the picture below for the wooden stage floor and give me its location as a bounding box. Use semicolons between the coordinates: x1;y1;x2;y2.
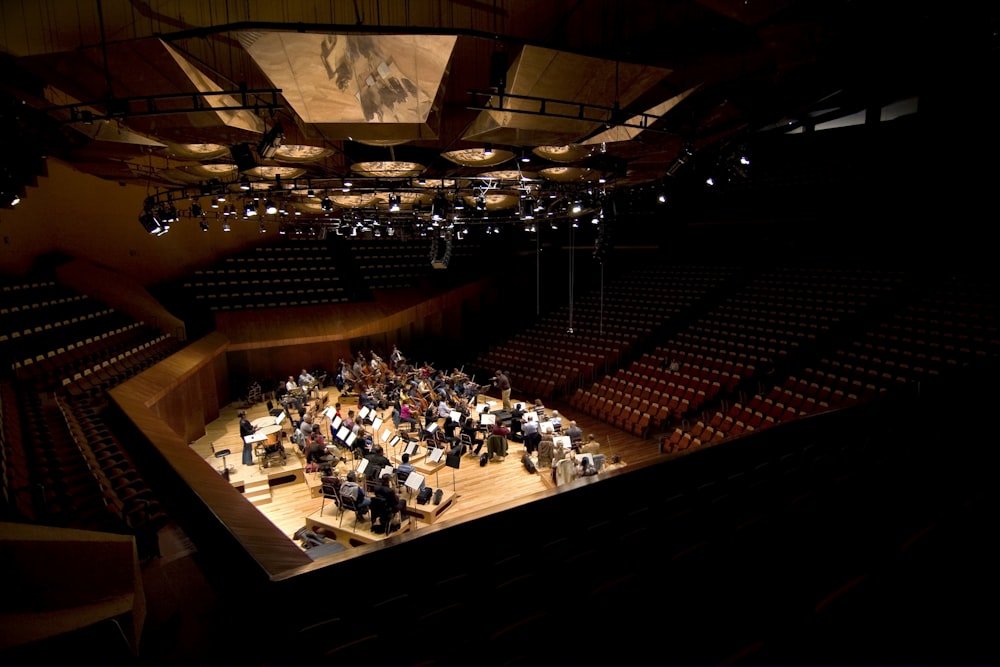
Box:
189;387;663;555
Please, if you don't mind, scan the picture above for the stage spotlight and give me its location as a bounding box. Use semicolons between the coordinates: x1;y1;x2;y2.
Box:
222;222;231;232
257;122;284;159
389;194;401;212
265;199;278;215
138;212;163;235
431;194;449;221
200;220;209;232
239;175;251;190
520;198;535;220
483;145;493;157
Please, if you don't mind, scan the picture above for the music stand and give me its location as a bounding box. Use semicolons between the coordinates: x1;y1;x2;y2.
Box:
403;471;425;505
445;447;461;492
380;465;396;484
428;446;445;487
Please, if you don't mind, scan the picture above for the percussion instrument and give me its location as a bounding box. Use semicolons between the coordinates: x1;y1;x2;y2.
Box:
259;423;283;445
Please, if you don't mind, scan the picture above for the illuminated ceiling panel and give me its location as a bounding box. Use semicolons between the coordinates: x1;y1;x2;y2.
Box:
240;32;457;125
583;86;701;145
463;46;672;146
162;42;265;135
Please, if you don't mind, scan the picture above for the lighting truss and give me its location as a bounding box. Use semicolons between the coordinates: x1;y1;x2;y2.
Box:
47;87;284;124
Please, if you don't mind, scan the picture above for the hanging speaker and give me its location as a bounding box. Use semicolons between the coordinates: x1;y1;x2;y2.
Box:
490;51;507;92
230;143;257;172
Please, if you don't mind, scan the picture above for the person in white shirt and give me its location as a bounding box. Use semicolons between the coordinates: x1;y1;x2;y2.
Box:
550;410;563;432
283;375;303;414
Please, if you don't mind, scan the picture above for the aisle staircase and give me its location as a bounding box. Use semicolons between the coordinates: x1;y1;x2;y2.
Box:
244;479;272;506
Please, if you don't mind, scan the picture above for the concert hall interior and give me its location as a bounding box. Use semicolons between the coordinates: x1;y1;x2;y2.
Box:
1;1;999;665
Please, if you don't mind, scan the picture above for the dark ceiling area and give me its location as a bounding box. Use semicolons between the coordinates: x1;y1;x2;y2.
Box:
0;0;996;237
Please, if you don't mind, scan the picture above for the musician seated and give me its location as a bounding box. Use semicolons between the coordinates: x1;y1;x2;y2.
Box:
399;402;420;430
305;435;328;465
433;375;450;402
564;421;584;445
549;410;563;432
283;376;304;413
359;389;377;411
363;446;391;481
580;434;601;455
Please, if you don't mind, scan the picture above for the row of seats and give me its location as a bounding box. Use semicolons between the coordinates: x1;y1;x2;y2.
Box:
60;335;182;398
0;385;167;551
0;381;32;521
13;323;163;391
659;267;1000;453
471;265;739;400
572;266;913;437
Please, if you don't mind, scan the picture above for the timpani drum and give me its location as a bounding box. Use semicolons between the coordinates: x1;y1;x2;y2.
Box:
259;424;282;446
251;416;275;429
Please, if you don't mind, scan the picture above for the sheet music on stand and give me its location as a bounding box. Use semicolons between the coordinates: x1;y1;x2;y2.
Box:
356;458;369;476
404;471;425;491
336;425;350;442
450;410;462;422
476;403;490;414
372;416;383;431
380;427;393;443
358;405;371;421
322;406;336;420
345;431;358;448
428;447;445;463
387;435;402;450
480;413;496;427
553;435;571;450
274;412;286;425
404;441;417;456
425;422;439;434
380;465;395;480
331;415;343;430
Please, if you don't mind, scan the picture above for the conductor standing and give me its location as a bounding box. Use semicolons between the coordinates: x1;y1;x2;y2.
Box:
239;411;257;466
494;370;512;412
